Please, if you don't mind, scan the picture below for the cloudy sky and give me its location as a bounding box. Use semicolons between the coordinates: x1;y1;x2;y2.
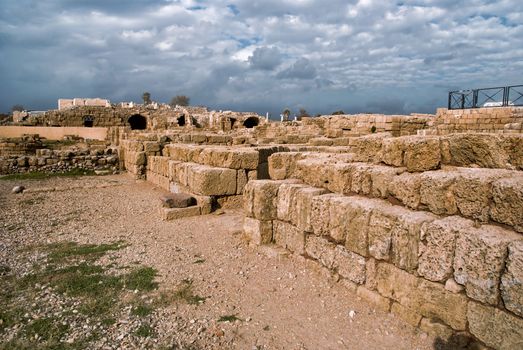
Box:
1;0;522;117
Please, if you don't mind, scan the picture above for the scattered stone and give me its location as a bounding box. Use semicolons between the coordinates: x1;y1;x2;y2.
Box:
160;193;197;208
12;185;25;194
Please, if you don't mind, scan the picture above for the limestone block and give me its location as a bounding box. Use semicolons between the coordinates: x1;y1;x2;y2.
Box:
305;235;337;268
468;302;523;350
418;216;473;282
268;152;304;180
342;197;377;257
403;136;441;172
367;203;410;261
160;206;201;221
244;180;293;220
369;165;404;198
236;169;248;194
175;163;191;186
505;135;523;169
419;318;453;340
501;240;523;317
160;193;196;208
445;134;509;168
391;210;437;272
356;286;391;312
310;193;340;236
453;168;511;222
168;160;181;181
454;224;520;305
326;162;352;194
365;258;378;290
143;141;160;154
293;186;329;232
391;303;422;327
349;134;384;163
199;147;259;170
389;172;422;209
333;246;366;284
273;220;305;254
327;195;360;243
135;152;146;166
490;176;523;232
277;183;307;222
381;137;404;167
187;164;236;196
350;163;372;195
296;157;331;189
216;195;243;209
486;240;523;319
419;170;459;215
376;263;468;330
243;217;272;245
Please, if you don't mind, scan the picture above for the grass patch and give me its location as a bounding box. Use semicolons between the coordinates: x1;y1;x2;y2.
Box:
0;241;162;349
131;303;154;317
166;279;206;305
0;168;96;181
134;324;154;338
218;314;241;323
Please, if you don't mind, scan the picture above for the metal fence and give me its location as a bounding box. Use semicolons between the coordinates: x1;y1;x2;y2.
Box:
448;85;523;110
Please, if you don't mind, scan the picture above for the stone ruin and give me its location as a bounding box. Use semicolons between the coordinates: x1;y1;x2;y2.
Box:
1;104;523;348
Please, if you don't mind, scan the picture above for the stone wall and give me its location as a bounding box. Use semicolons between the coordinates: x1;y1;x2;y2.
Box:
244;131;523;348
426;107;523;135
0;144;118;175
0;126;108;140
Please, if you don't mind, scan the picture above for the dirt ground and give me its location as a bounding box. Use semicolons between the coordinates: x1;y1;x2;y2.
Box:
0;174;442;349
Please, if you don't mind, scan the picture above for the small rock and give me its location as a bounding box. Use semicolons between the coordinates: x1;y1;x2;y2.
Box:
12;186;25;194
348;310;356;319
160;193;196;208
445;278;464;293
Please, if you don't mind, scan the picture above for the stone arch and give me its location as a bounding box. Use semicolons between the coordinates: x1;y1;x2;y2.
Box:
128;114;147;130
243;116;259;128
83;115;94;127
177;115;186;126
230;118;237;129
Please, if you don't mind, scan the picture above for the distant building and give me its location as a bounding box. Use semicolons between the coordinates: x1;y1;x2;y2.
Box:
58;98;111;110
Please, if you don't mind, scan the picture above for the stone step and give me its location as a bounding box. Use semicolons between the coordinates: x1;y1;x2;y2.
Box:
289;157;523;233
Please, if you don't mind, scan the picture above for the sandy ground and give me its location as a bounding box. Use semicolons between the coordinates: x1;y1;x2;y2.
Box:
0;173;440;349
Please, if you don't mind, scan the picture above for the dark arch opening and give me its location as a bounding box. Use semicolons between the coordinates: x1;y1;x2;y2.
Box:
243;116;259;128
177;115;186;126
128;114;147;130
83;115;94;127
230;118;237;129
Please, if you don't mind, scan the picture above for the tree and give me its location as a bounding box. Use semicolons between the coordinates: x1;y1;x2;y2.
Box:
142;92;151;105
298;108;310;120
11;104;24;112
281;108;291;121
331;110;345;115
170;95;190;107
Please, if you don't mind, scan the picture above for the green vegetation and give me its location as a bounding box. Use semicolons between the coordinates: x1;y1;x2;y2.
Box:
168;279;206;305
0;241;161;349
217;314;241;323
0;168;96;181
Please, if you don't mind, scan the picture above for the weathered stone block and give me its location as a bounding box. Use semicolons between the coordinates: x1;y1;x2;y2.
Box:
391;210;437;272
243;217;272;245
376;263;467;330
296;157;332;189
367;203;406;261
187;164;236;196
445;134;509;168
293;186;329;232
268;152;304;180
273;220;305;254
501;240;523;317
236;169;248;194
454;224;520;305
453;168;511;222
350;163;372;195
356;286;391;312
420;170;459;215
160;193;196;208
305;235;337;268
490;176;523;233
418;216;473;282
369;165;404;198
468;302;523;350
199;147;259;170
160;206;201;220
403;136;441;172
243;180;285;220
419;318;453;340
343;197;377;257
310;193;340;236
333;246;366;284
389;172;422;209
391;302;422;327
381;137;404;167
277;183;307;222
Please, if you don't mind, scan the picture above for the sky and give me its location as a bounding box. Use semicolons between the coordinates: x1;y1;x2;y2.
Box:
1;0;522;117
